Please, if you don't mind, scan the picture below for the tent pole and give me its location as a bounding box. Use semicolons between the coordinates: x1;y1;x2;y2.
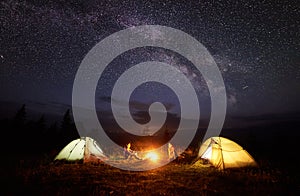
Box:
67;138;81;160
220;137;225;170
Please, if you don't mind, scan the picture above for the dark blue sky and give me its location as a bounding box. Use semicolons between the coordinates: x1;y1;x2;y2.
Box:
0;0;299;127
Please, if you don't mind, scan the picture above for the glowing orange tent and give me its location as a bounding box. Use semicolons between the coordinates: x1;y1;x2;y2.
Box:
196;137;257;170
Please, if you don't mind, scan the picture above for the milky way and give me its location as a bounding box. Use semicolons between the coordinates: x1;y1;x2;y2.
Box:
0;0;299;119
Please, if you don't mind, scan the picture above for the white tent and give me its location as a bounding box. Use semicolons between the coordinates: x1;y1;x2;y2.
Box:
196;137;257;170
54;137;107;163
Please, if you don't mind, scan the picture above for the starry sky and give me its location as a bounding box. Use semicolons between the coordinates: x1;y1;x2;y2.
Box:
0;0;299;128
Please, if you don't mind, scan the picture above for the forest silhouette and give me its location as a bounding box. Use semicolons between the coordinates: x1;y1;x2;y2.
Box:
1;104;79;158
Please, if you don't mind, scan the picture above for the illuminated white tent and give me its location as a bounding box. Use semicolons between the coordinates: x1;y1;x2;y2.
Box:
54;137;107;163
196;137;257;170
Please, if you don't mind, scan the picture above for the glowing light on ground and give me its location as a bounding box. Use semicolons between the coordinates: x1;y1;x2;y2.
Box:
145;152;159;162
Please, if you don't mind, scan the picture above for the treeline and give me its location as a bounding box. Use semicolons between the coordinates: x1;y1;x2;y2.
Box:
0;104;79;156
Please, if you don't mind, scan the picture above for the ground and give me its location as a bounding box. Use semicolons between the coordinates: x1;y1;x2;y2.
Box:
2;157;299;195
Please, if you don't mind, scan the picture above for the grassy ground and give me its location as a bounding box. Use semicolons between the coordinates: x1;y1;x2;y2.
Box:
2;157;299;196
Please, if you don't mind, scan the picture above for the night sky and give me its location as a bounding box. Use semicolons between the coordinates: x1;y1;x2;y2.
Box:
0;0;299;129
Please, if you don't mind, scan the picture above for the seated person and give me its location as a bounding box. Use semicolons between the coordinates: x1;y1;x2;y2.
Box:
123;143;142;160
168;143;177;161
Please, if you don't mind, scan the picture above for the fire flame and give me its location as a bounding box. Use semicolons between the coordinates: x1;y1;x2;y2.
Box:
145;152;159;162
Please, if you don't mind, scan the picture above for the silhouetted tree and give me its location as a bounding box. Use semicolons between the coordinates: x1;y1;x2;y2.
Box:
31;114;47;152
36;114;46;133
61;109;72;131
12;104;27;152
48;122;58;138
59;109;79;146
45;122;59;150
13;104;26;127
